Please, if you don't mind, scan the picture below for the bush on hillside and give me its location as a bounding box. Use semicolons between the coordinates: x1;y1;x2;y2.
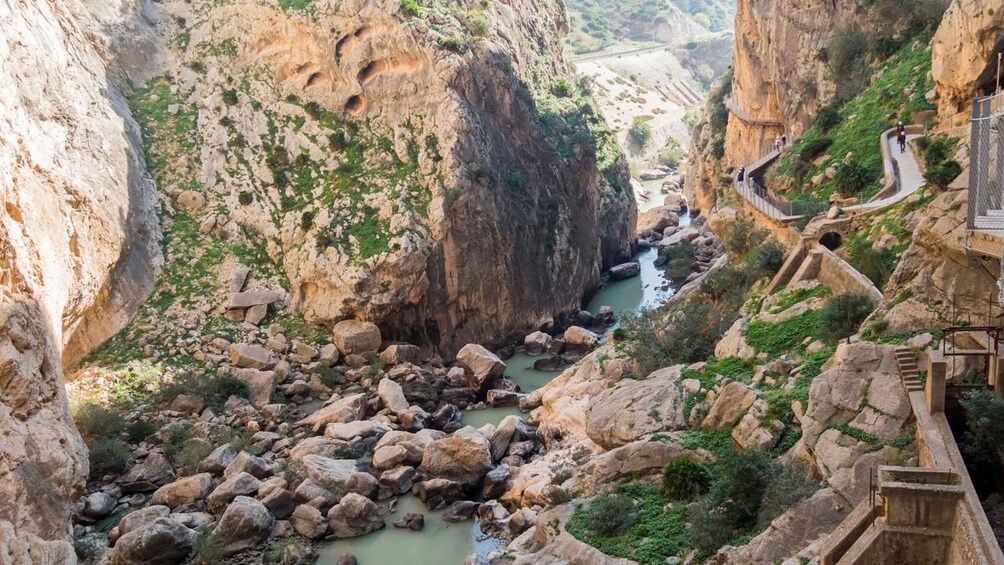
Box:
662;242;696;281
126;420;157;444
156;372;249;410
799;137;834;161
847;237;897;289
835;161;875;196
661;457;711;501
924;161;962;190
753;241;786;275
617;301;731;375
583;493;639;534
725;216;770;257
814;105;841;134
89;438;132;478
629;119;653;149
73;403;126;442
819;293;875;342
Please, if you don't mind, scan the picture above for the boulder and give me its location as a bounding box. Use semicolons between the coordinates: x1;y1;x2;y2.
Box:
301;456;358;491
261;488;295;520
379;344;421;366
228;290;284;310
563;326;598;348
585;367;687;449
489;415;522;461
701;382;757;430
523;331;554;356
372;445;409;471
393;512;424;531
82;492;117;519
637;206;679;233
229;343;276;370
213;496;275;556
175;190;205;211
413;478;464;505
291;504;328;540
326;493;384;538
200;444;237;474
109;518;197;565
170;395;205;415
319;343;340;366
297;393;367;428
289;437;350;462
114;506;171;540
208;472;261;507
150;474;213;509
323;420;391;442
419;428;492;486
231;368;277;408
332;320;382;355
119;452;175;492
223;451;272;480
377;378;409;413
608;262;641;281
456;344;506;392
378;466;416;495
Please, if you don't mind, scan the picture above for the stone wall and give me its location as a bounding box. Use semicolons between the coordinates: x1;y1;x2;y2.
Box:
789;246;884;304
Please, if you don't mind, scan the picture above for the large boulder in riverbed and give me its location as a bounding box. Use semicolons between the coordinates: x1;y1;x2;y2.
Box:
291;504;328;540
419;428;492;486
213;496;275;556
231;368;277;408
456;344;506;392
332;320;381;355
563;326;599;348
229;343;276;370
297;393;367;428
150;474;213;509
326;493;384;538
585;366;687;449
636;205;679;233
524;331;554;356
607;262;641;281
377;378;409;413
109;518;197;565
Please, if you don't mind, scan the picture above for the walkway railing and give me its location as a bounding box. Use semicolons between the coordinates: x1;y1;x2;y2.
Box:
967;92;1004;228
734;147;829;222
724;96;785;128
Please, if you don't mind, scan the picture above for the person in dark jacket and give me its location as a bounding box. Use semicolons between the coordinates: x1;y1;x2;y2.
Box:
737;166;746;183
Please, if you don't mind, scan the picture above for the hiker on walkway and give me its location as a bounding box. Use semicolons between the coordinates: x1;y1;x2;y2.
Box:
781;134;788;148
737;166;745;183
896;122;907;153
773;135;781;151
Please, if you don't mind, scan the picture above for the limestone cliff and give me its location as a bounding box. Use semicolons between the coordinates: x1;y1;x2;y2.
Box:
0;0;159;554
932;0;1004;121
131;0;635;356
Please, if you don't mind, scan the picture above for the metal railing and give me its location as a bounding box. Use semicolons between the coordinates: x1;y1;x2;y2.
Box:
738;176;828;220
967;92;1004;228
724;96;786;128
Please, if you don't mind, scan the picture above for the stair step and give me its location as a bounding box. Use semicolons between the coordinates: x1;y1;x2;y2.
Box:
986;209;1004;217
974;216;1004;230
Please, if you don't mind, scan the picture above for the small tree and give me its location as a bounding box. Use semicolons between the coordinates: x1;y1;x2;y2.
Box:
629;118;653;149
661;457;711;501
960;390;1004;464
819;293;875;343
835;161;873;196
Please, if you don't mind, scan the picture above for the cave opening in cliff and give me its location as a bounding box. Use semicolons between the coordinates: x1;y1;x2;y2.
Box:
819;232;843;250
976;38;1004;97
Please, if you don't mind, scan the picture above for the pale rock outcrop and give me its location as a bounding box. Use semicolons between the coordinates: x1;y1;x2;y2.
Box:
150;474;213;509
573;434;699;496
297;393;367;428
508;504;635;565
932;0;1004;118
584;366;687;449
701;381;757;430
563;326;599;348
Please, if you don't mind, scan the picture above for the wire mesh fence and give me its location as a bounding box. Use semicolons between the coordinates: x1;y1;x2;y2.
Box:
968;92;1004;227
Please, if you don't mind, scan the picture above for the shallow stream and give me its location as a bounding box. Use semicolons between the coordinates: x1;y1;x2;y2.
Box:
317;188;688;564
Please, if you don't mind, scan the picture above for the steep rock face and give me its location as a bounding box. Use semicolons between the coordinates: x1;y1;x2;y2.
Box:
138;0;635;355
933;0;1004;119
0;0;160;367
0;0;156;552
0;298;88;551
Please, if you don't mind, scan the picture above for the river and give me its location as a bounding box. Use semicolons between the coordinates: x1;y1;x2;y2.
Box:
317;182;685;565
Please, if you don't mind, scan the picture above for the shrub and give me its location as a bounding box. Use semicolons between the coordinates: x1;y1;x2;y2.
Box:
551;78;574;98
618;301;731;375
710;137;726;160
300;210;315;230
126;420;157;444
725;217;770;257
661;457;711;501
835;161;874;196
466;10;491;37
629;119;653;149
221;89;238;106
73;403;125;442
813;105;841;134
584;493;638;534
847;237;897;289
238;191;254;205
924;161;962;189
156;373;249;410
753;241;786;275
662;242;696;281
799;137;833;161
700;265;753;303
819;293;875;342
89;438;132;478
172;439;213;476
960;390;1004;464
437;36;468;54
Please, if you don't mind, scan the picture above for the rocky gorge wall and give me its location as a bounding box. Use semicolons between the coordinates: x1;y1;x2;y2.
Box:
0;0;161;554
932;0;1004;121
132;0;636;357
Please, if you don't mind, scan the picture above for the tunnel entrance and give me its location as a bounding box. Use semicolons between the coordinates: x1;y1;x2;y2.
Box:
819;232;843;250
